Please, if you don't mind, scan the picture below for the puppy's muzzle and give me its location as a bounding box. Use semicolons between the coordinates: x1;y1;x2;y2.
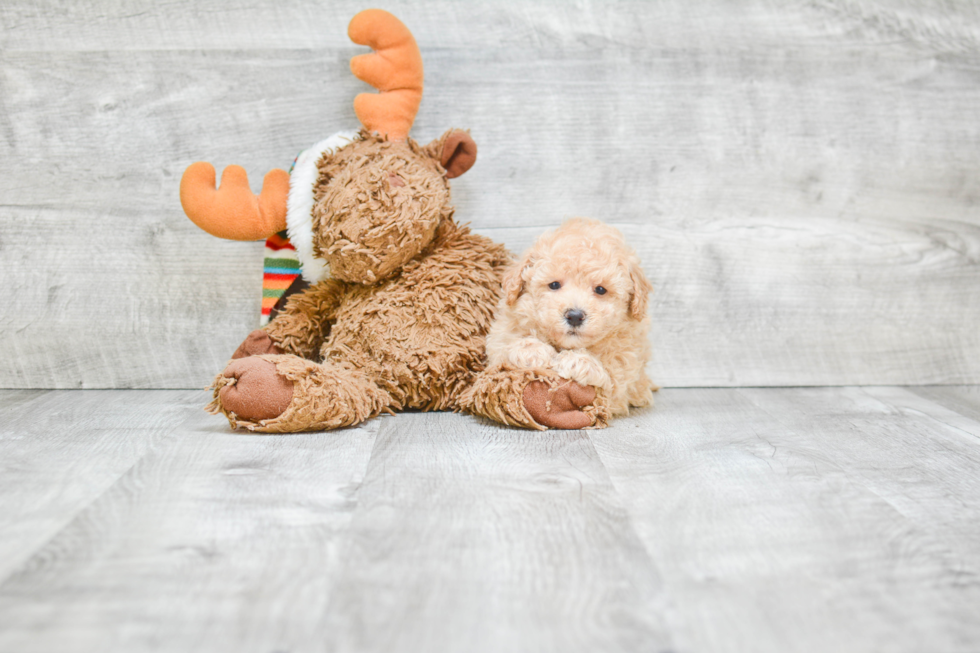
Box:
564;308;586;328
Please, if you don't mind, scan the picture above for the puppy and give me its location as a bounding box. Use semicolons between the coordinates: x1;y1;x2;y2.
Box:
486;218;656;418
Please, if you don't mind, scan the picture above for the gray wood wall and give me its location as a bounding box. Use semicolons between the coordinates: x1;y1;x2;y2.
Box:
2;0;979;389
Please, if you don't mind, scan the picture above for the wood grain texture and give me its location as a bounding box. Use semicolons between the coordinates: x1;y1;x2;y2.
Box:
0;390;200;581
908;384;980;425
0;390;380;652
317;412;673;653
1;387;980;651
2;0;979;387
590;387;980;653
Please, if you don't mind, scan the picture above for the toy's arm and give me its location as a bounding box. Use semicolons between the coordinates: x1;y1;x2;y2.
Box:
263;278;348;358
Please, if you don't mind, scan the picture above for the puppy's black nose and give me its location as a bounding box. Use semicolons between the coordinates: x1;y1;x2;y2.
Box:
565;308;586;327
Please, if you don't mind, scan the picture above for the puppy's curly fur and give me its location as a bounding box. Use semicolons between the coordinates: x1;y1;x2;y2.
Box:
486;218;656;418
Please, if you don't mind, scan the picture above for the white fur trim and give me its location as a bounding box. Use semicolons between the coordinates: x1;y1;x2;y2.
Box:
286;130;361;284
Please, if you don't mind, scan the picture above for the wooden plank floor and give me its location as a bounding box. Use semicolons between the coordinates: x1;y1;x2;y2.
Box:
1;387;978;653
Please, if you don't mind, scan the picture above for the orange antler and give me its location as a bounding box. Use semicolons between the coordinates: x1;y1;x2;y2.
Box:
348;9;423;141
180;162;289;241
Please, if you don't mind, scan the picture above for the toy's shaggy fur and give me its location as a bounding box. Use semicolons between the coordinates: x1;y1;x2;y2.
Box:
208;133;512;432
485;218;656;419
311;134;453;283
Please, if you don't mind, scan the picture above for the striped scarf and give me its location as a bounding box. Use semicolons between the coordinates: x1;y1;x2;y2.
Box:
260;231;304;326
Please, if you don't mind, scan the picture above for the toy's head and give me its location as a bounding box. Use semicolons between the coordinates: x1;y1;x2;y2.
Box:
309;129;473;283
179;9;477;285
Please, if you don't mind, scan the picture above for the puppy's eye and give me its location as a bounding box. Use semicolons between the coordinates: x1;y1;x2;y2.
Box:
594;286;607;295
548;281;561;290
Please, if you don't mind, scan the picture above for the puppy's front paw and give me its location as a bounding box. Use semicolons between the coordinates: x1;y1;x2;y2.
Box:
508;338;557;370
553;350;611;389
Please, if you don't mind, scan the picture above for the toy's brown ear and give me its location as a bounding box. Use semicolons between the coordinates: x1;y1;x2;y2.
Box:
628;257;652;320
502;251;534;306
425;129;477;179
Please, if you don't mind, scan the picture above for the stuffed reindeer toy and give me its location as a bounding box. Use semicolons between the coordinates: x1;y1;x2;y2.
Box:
179;9;609;432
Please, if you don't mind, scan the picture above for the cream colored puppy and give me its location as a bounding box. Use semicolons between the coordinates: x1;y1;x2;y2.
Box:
486;218;656;418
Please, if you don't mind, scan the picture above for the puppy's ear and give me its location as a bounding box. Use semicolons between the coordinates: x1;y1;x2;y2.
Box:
628;257;652;320
502;252;535;306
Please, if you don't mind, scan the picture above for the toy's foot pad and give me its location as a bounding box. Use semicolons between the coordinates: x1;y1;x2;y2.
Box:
523;380;596;430
218;357;293;422
232;329;283;359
